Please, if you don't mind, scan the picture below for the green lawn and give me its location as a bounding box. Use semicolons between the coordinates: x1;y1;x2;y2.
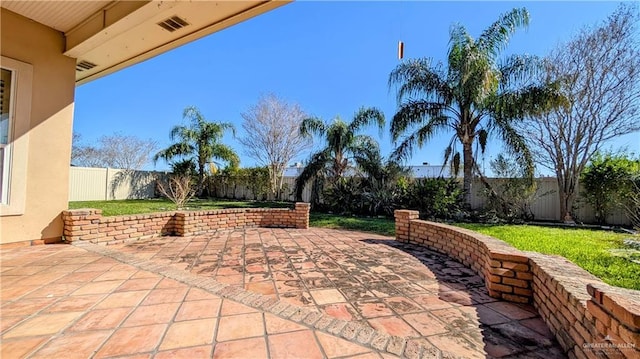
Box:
68;198;292;217
67;200;639;290
456;223;639;290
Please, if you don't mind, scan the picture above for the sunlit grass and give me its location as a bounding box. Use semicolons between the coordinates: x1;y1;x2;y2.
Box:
68;198;292;217
455;223;639;290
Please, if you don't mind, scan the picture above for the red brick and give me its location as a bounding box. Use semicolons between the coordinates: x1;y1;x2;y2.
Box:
503;277;529;288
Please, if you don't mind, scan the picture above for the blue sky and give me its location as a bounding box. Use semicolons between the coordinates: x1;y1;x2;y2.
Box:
74;1;639;174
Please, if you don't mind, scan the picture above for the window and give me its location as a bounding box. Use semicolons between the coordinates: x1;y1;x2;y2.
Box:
1;68;14;204
0;56;32;216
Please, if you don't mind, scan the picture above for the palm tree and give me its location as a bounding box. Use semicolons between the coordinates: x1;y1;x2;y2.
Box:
154;106;239;196
388;8;562;204
293;107;385;202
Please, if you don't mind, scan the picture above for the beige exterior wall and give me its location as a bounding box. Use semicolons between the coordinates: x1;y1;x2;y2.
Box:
0;9;76;244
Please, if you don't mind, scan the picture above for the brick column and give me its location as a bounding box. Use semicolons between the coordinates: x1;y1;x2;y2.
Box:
394;209;419;242
294;202;311;229
62;208;102;242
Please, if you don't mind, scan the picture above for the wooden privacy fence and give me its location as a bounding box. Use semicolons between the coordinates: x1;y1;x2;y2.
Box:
68;167;165;201
69;168;630;225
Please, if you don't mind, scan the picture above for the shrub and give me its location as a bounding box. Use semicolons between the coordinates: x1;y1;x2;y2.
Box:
156;174;196;209
400;178;465;220
581;152;640;224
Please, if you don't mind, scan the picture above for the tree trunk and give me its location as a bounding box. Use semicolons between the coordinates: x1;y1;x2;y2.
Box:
557;174;576;223
462;141;474;206
197;164;205;197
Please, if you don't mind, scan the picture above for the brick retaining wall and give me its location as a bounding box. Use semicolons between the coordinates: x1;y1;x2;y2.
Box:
394;209;639;359
63;203;310;244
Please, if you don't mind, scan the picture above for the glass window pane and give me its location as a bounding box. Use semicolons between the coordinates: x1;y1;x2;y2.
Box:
1;68;12;145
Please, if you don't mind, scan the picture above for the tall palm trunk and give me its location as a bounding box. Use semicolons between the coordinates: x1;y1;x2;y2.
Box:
462;140;474;206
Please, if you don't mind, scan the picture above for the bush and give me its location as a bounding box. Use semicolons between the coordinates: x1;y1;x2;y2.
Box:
480;154;540;222
399;178;465;220
581;152;640;224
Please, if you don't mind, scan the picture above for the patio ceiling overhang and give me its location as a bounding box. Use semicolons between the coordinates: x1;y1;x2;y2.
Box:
1;0;290;85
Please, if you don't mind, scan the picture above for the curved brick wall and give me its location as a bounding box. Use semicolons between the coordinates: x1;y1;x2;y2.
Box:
63;203;310;244
394;209;639;359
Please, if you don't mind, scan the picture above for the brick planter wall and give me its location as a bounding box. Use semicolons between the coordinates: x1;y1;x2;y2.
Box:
394;209;639;359
62;203;310;244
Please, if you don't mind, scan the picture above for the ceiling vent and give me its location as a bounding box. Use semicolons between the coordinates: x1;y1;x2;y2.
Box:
76;60;97;72
157;16;189;32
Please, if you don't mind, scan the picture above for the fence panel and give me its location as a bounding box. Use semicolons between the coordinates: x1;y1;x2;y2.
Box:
70;169;631;225
69;167;162;201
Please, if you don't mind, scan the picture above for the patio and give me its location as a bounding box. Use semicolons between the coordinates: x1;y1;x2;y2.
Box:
1;227;565;358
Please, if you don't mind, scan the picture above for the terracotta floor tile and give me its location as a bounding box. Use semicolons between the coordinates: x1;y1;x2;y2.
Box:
44;294;104;313
427;333;485;359
213;337;268;359
216;312;264;342
159;318;217;350
321;303;359;321
71;280;124;296
1;297;58;316
411;294;455;310
95;324;167;358
0;285;39;302
141;287;188;305
0;336;48;359
246;281;276;295
30;330;111;358
156;345;212;359
23;282;83;299
280;291;315;307
354;300;395;318
402;312;450;337
484;302;538;320
116;277;161;292
175;298;221;321
123;302;180;327
68;307;132;331
155;278;185;288
185;287;214;301
95;290;149;309
474;304;511;326
53;271;103;284
264;313;307;334
430;307;480;332
367;316;420;338
216;274;244;285
310;289;346;305
316;331;371;358
220;299;259;316
0;316;25;333
93;270;134;282
3;311;84;338
268;330;324;359
382;297;423;314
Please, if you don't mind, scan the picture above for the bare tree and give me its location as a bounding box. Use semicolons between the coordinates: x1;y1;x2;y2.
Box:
521;4;640;222
72;132;158;170
238;94;312;198
156;174;196;209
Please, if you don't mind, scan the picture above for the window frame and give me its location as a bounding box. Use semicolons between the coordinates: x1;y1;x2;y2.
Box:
0;56;32;216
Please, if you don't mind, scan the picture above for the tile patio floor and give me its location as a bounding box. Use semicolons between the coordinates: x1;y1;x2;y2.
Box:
1;228;565;358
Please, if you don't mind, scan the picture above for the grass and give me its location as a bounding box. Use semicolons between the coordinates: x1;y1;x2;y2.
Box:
67;199;639;290
309;213;396;236
456;223;640;290
68;198;292;217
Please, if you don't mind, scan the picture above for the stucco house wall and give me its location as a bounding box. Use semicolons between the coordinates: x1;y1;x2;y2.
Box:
0;8;76;244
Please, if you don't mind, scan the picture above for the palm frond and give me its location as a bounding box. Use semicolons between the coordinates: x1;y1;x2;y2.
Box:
299;117;326;138
294;150;330;201
389;59;452;104
498;54;543;89
390;101;453;141
477;8;529;61
390;115;451;162
349;107;385;135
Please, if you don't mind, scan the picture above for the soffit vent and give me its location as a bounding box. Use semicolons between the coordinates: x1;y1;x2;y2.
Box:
76;60;97;72
157;16;189;32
